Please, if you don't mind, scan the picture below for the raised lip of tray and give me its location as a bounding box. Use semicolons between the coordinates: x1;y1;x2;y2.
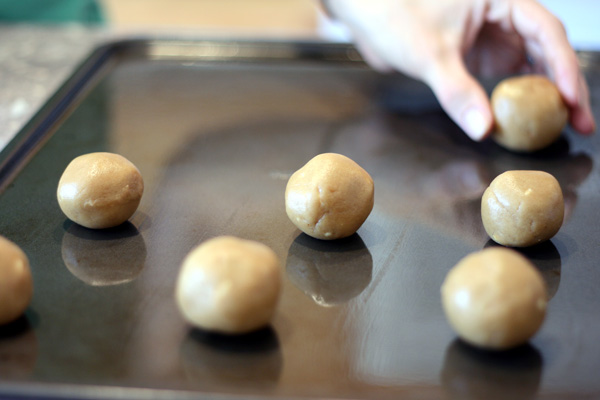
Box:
0;38;366;195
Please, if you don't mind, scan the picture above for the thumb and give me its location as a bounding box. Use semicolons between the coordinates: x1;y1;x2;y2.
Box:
423;53;494;141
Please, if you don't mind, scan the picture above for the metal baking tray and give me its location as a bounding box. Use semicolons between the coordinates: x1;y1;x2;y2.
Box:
0;39;599;400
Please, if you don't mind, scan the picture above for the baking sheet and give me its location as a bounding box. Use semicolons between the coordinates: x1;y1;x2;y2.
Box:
0;39;599;399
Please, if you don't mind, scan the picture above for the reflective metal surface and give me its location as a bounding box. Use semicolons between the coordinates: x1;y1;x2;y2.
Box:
0;40;599;399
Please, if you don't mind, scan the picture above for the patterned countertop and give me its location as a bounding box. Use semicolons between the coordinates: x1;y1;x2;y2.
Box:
0;26;108;151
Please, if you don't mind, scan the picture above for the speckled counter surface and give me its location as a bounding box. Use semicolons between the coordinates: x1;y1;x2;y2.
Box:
0;26;109;151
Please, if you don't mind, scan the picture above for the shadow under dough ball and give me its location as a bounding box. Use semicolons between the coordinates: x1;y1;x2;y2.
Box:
285;153;374;240
0;236;33;325
175;236;282;335
441;247;547;350
57;152;144;229
491;75;568;152
481;170;564;247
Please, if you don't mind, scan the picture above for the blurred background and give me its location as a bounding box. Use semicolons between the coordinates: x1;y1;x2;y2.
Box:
102;0;600;48
0;0;323;37
0;0;597;47
102;0;320;35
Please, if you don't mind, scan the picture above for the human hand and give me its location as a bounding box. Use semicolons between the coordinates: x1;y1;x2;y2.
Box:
324;0;596;141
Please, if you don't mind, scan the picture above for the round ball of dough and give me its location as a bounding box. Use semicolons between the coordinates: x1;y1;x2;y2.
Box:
0;236;33;325
57;152;144;229
285;153;374;240
175;236;282;334
481;170;564;247
441;247;547;350
491;75;568;152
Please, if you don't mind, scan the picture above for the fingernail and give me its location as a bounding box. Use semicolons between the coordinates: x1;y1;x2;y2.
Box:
463;108;489;141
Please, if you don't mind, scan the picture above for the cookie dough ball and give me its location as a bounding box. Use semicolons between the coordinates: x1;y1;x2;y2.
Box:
0;236;33;325
491;75;568;152
175;236;282;334
441;247;547;350
57;152;144;229
481;170;564;247
285;153;374;240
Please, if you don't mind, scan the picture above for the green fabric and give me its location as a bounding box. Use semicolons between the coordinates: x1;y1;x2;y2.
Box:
0;0;104;24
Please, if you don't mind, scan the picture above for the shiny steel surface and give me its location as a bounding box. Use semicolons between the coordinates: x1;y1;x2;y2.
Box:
0;40;599;399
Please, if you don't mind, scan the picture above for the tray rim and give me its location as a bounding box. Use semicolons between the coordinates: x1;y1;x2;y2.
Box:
0;37;366;195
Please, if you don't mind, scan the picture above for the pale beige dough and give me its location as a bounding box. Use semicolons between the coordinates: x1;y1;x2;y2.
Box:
481;170;564;247
285;153;374;240
491;75;568;152
175;236;282;334
441;247;547;350
57;152;144;229
0;236;33;325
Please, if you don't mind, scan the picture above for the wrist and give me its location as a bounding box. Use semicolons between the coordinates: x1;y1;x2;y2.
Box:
319;0;335;19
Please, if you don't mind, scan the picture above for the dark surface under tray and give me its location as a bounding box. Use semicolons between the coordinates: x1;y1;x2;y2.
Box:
0;39;599;399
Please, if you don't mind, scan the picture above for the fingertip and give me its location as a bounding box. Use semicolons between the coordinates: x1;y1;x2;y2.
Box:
569;75;596;135
424;56;494;142
570;108;596;135
462;107;494;141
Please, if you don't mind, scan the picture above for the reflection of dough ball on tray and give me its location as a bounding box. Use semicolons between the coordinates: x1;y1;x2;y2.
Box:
286;235;373;306
0;317;38;378
61;222;147;286
441;247;547;350
285;153;374;240
0;236;33;325
491;75;568;152
176;236;282;335
180;328;282;388
57;152;144;229
481;170;564;247
441;339;542;400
